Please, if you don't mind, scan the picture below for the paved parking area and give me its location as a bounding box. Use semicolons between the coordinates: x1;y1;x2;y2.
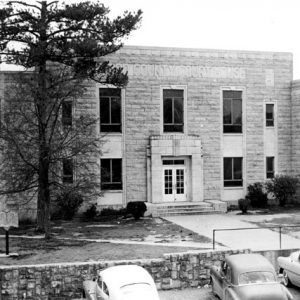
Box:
159;287;214;300
159;286;300;300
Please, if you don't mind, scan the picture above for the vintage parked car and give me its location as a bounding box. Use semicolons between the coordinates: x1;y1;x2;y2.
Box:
278;250;300;288
82;264;160;300
210;253;293;300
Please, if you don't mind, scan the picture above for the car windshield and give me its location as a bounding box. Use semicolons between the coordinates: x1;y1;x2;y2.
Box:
239;271;276;285
120;283;156;300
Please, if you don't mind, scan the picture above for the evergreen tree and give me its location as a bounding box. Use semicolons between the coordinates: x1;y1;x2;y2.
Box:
0;0;142;237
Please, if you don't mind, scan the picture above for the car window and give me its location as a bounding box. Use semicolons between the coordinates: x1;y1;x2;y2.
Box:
98;279;109;296
239;271;276;285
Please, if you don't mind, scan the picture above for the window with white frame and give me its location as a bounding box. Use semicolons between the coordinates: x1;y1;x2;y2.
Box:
101;158;122;190
100;88;121;132
224;157;243;187
223;90;242;133
163;89;184;132
266;103;275;127
266;156;275;178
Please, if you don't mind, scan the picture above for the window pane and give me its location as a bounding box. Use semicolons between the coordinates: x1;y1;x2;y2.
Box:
224;124;242;133
101;159;111;183
163;89;183;98
266;157;274;171
62;101;72;126
163;89;184;133
63;158;73;183
100;88;121;133
224;158;232;180
266;157;274;178
174;98;183;124
101;159;122;190
112;159;122;183
63;159;72;175
223;91;242;133
111;98;121;124
223;99;232;125
100;88;120;97
164;124;183;132
232;91;242;99
266;104;274;127
224;180;243;187
163;98;173;124
234;158;243;179
223;90;233;99
100;98;110;124
233;99;242;125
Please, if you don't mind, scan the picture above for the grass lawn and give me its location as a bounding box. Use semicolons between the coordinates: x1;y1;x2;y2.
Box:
0;217;212;266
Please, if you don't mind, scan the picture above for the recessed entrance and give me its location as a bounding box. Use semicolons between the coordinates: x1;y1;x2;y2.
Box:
162;159;187;202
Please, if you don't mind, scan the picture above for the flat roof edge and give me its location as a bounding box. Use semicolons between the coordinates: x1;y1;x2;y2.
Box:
121;45;293;58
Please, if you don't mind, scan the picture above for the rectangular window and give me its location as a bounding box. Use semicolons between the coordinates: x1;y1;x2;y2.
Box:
266;156;275;178
63;158;73;183
101;158;122;190
266;104;274;127
100;88;121;132
223;91;242;133
163;89;184;132
224;157;243;187
62;100;72;128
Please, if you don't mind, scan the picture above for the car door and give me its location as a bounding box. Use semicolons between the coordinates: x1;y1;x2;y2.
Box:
222;266;233;300
212;261;227;298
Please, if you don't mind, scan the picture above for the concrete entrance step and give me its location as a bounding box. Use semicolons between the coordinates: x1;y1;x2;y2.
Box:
146;201;227;217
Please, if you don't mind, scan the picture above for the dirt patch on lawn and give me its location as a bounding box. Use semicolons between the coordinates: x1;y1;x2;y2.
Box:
9;217;211;244
0;217;213;265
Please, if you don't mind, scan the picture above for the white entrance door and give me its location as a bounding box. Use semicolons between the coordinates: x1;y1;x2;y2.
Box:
163;165;187;202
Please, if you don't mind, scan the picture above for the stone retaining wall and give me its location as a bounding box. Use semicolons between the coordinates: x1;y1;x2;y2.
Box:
0;248;297;299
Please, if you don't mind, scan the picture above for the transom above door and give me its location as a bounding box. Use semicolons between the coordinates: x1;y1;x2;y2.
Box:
162;159;187;202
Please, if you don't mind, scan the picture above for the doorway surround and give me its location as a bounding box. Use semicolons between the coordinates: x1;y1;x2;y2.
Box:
147;135;203;204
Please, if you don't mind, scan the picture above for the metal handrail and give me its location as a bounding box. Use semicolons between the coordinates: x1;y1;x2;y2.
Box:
212;225;300;250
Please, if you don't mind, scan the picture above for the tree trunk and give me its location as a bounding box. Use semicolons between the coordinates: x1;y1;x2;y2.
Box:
35;1;51;238
36;155;50;238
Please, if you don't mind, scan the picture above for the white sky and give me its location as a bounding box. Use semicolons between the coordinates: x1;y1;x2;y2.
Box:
2;0;300;78
101;0;300;79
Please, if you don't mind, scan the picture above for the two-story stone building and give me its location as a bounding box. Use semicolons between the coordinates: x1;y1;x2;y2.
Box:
94;45;298;215
2;45;300;217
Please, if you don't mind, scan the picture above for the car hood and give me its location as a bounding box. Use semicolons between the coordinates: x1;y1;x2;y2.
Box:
234;283;289;300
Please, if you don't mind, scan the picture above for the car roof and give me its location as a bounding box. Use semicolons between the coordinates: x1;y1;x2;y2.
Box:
100;265;155;288
226;254;276;283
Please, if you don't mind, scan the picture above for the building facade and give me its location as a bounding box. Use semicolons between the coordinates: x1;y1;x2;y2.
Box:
1;45;299;217
96;46;294;212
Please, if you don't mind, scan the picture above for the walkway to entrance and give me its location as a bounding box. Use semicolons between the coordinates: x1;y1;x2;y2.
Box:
164;212;300;250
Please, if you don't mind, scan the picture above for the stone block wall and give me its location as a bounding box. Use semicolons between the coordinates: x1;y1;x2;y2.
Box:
1;247;299;299
0;249;248;299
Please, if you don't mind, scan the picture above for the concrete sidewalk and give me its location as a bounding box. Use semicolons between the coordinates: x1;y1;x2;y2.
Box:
164;212;300;251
